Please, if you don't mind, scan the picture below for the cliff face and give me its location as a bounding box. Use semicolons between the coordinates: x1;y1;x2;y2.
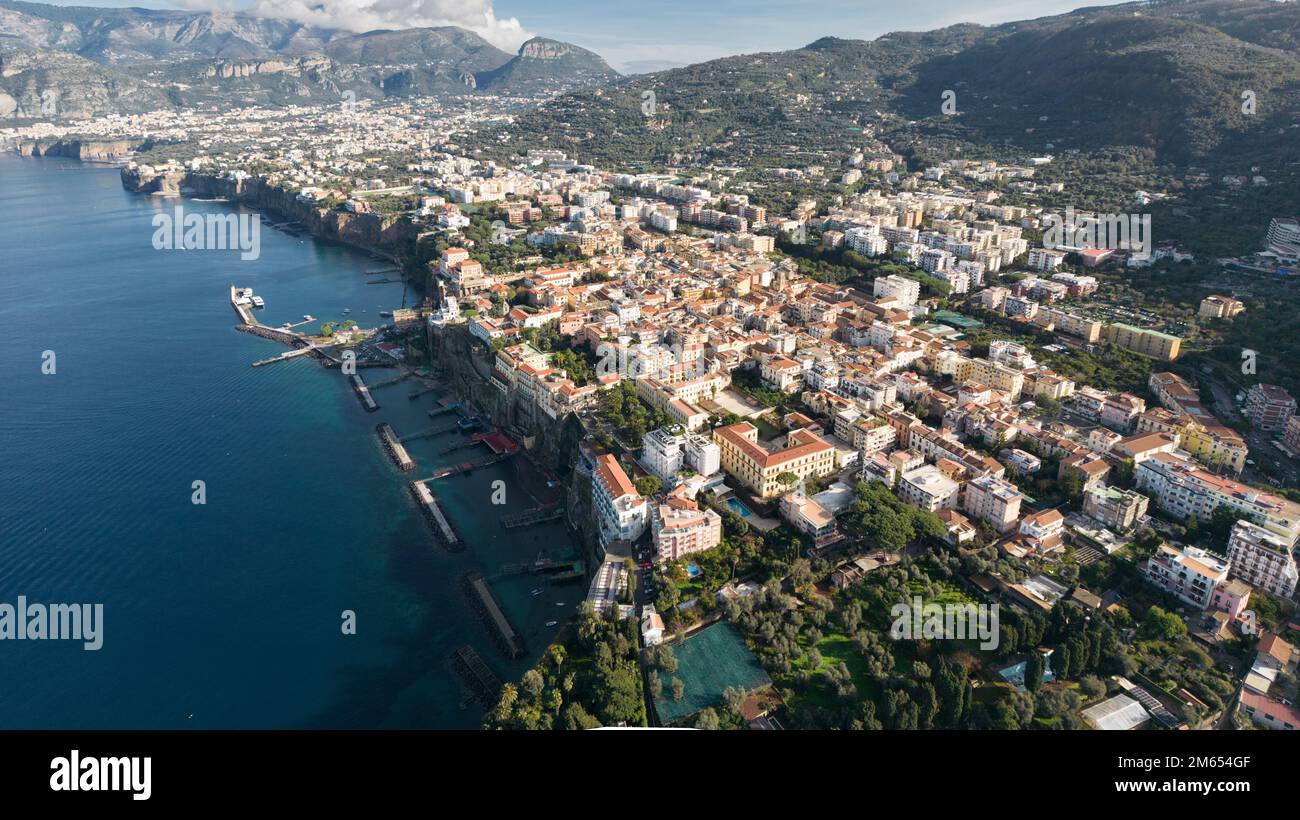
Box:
20;139;140;161
120;164;421;257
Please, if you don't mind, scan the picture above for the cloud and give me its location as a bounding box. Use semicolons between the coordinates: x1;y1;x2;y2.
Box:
187;0;534;50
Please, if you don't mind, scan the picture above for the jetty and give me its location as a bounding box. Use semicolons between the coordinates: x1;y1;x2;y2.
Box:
350;373;379;412
410;480;460;550
463;572;524;659
251;347;315;367
451;645;502;707
426;402;462;417
377;423;415;472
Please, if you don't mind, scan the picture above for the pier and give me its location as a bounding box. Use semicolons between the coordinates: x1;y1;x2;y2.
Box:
252;347;315;367
409;384;443;401
426;402;462;417
410;480;460;549
377;423;415;472
501;503;563;529
423;450;515;481
399;422;462;443
451;645;502;706
367;371;413;390
350;374;379;412
463;572;524;659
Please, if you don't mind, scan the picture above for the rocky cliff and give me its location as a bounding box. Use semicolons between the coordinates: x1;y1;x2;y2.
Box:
120;163;421;258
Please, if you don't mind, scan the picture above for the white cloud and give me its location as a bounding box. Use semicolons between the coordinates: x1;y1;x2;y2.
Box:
188;0;534;50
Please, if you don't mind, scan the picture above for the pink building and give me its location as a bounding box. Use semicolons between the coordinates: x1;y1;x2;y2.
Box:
652;491;722;562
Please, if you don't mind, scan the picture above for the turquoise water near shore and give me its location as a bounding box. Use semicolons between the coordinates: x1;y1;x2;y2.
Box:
0;155;581;728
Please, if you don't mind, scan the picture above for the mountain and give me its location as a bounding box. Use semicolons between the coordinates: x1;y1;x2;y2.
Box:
475;37;621;95
481;0;1300;171
0;1;343;63
0;1;619;112
320;27;511;73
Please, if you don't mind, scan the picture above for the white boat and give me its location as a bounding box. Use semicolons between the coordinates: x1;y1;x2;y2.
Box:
545;621;558;627
530;588;542;596
251;296;265;308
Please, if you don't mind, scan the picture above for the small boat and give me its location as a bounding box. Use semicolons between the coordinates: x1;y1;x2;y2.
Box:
342;308;352;315
555;602;565;607
531;588;542;596
545;621;558;628
251;296;265;308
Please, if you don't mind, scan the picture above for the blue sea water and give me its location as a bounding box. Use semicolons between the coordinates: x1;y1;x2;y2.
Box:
0;155;581;728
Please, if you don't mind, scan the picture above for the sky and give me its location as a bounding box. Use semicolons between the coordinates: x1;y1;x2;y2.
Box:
39;0;1132;72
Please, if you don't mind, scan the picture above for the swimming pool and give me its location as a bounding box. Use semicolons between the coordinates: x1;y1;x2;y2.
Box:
726;498;753;518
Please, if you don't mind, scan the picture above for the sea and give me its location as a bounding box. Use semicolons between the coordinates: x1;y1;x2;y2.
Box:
0;154;581;728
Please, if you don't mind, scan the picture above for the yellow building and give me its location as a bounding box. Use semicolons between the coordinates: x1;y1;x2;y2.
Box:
1103;322;1181;361
970;358;1025;400
713;422;835;499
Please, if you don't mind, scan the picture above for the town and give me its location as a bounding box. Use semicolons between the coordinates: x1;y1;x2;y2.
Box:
10;88;1299;733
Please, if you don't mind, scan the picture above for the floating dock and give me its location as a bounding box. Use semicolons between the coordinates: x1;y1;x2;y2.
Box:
377;423;415;472
463;572;524;659
350;374;379;412
410;481;460;550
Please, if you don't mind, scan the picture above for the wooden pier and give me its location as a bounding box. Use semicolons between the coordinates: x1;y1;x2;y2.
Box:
399;422;462;443
368;371;413;390
423;451;515;481
501;504;563;529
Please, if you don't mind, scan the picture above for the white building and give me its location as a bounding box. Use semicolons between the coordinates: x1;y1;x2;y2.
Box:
1144;543;1230;610
1227;519;1299;599
899;465;960;512
872;274;921;309
593;454;648;547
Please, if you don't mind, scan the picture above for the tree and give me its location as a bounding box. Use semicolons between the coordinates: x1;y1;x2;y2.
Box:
1024;651;1044;693
1139;606;1187;642
671;677;685;701
634;476;662;497
776;472;799;490
694;708;721;730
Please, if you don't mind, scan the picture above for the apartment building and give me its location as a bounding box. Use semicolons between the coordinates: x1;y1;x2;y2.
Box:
1102;322;1181;361
872;274;921;309
963;474;1024;534
713;422;835;499
1245;384;1296;433
1135;451;1300;542
1082;484;1150;533
899;465;961;512
593;454;649;547
1198;295;1245;320
651;493;723;562
1227;519;1299;599
1144;543;1230;610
